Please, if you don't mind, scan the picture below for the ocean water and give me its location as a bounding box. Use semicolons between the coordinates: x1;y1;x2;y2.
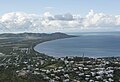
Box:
34;34;120;57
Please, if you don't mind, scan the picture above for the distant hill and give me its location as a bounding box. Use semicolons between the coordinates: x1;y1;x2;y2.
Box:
0;32;74;39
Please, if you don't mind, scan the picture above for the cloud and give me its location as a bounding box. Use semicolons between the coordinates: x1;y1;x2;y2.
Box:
83;10;119;27
54;13;74;21
0;10;120;33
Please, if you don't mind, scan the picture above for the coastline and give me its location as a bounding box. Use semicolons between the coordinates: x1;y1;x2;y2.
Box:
33;36;77;57
33;36;120;58
0;33;120;81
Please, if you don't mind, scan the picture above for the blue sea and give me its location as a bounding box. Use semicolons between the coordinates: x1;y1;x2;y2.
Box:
34;32;120;57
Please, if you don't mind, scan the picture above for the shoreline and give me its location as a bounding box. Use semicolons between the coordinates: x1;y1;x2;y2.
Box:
33;37;120;58
0;33;120;81
33;36;77;57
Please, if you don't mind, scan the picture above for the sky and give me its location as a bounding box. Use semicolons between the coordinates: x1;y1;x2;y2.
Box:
0;0;120;33
0;0;120;15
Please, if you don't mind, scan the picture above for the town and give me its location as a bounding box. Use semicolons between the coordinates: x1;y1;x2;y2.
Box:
0;47;120;82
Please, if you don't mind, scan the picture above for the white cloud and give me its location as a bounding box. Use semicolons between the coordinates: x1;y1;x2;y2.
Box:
0;10;120;33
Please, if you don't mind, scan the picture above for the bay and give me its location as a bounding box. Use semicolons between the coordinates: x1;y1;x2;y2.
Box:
34;35;120;57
